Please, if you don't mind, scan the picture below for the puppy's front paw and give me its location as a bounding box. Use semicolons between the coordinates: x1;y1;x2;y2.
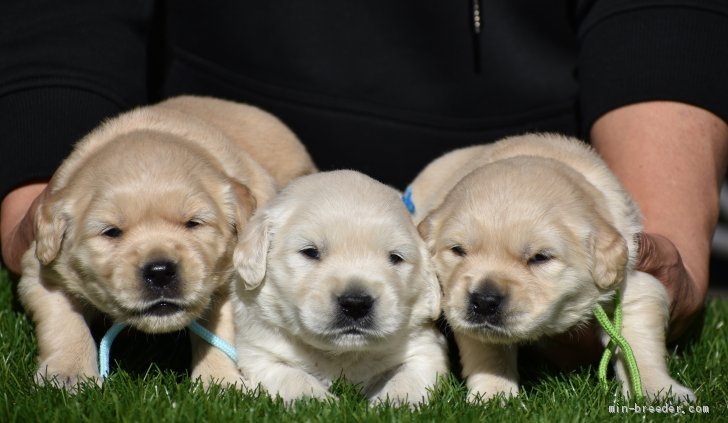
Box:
368;369;439;407
274;382;333;405
35;360;101;392
251;371;332;405
619;364;696;402
641;379;695;402
371;383;432;407
466;375;519;403
192;360;243;389
371;390;431;408
193;369;244;390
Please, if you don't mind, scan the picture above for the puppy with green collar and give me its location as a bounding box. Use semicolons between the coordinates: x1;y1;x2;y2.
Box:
409;133;694;402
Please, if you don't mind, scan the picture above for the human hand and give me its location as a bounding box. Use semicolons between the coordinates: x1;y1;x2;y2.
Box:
0;183;48;274
636;232;701;341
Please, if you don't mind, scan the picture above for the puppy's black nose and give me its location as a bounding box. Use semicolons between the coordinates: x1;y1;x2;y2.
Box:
468;286;504;324
142;260;177;290
338;292;375;320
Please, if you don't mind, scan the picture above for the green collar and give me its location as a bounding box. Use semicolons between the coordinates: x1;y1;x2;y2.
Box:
593;290;644;401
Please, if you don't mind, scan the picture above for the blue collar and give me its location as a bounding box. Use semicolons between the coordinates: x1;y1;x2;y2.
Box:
99;320;238;378
402;185;416;214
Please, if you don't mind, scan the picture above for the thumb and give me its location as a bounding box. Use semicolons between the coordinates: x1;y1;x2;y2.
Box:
636;232;681;276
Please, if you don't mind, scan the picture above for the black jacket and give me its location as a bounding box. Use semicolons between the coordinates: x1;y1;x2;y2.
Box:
2;0;727;194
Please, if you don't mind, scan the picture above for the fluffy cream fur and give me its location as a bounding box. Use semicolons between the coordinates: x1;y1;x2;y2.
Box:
233;170;448;405
18;96;316;390
411;133;694;402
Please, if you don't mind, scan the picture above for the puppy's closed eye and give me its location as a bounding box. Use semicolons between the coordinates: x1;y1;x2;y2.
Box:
527;251;552;265
183;206;218;230
184;219;203;229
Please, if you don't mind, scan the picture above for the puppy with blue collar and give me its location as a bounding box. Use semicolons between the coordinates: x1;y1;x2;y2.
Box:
18;96;315;390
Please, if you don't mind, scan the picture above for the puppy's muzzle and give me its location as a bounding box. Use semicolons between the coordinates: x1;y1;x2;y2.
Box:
467;283;505;326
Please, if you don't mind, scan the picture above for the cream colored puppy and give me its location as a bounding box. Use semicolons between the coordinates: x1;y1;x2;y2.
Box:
233;170;448;405
18;96;316;390
410;134;694;402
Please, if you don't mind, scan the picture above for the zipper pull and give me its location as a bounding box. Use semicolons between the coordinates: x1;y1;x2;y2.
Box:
472;0;482;73
473;0;482;35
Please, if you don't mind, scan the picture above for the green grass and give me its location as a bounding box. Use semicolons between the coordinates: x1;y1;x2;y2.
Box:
1;265;726;422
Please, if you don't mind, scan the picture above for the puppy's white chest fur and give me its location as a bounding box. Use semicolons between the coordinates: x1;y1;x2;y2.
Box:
236;310;410;388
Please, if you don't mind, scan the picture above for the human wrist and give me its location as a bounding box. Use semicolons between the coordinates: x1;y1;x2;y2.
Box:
1;183;47;273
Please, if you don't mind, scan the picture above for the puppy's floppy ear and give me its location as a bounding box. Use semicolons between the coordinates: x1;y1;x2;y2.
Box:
416;215;437;256
233;209;270;290
34;190;68;265
228;181;257;233
591;217;628;289
412;231;442;322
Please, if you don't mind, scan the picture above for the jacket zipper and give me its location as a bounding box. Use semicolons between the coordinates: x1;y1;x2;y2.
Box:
472;0;482;73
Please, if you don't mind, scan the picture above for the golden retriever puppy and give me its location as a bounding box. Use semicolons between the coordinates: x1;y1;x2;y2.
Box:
18;96;316;390
233;170;448;405
410;133;694;401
